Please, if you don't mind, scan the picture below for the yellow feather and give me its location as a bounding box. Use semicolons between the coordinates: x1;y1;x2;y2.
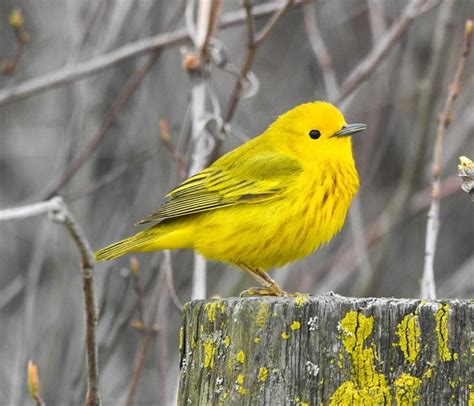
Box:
96;101;363;275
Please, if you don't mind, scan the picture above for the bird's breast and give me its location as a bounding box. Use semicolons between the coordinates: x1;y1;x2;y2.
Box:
194;161;359;269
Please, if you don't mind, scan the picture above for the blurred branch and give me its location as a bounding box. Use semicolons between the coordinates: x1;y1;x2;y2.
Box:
458;156;474;201
366;0;386;40
421;19;473;299
164;250;183;311
303;0;372;293
36;2;187;201
223;0;294;123
302;0;338;100
0;0;304;106
1;8;29;76
317;174;462;293
360;0;455;296
125;259;163;406
0;197;101;406
337;0;440;106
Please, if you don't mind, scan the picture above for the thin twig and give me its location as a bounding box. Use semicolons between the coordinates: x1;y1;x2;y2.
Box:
337;0;440;106
164;250;183;311
421;19;473;299
303;0;372;293
37;2;187;200
0;0;304;106
302;0;338;100
223;0;294;124
125;259;164;406
0;197;101;406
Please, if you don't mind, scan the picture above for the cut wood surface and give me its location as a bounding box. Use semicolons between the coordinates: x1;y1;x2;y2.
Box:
178;294;472;405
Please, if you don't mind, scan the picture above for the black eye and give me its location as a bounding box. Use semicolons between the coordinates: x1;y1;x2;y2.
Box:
309;129;321;140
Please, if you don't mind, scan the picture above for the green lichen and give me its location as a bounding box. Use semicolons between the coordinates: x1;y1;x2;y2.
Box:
329;311;391;405
257;367;269;382
394;373;421;405
435;304;458;361
395;314;421;363
254;336;261;344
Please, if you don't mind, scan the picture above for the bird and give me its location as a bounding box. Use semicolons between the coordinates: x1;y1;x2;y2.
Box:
95;101;365;296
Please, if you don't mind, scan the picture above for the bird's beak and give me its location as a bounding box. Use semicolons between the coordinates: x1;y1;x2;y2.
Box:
333;123;367;137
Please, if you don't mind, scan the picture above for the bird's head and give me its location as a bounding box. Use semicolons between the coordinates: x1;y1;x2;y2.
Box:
265;101;366;164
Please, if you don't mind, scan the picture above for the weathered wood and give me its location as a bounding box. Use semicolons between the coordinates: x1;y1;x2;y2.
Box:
178;294;472;405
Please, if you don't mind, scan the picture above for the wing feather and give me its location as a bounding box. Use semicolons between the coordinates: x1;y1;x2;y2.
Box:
136;152;302;224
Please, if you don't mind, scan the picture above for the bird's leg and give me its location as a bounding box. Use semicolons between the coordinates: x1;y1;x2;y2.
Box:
238;263;288;297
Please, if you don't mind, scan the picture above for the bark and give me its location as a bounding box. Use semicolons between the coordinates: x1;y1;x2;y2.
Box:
178;294;472;405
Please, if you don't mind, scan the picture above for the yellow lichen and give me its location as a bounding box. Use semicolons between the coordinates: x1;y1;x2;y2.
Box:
395;314;421;363
257;367;269;382
236;350;245;364
256;303;269;327
281;332;289;340
223;336;231;348
235;374;247;395
423;367;433;379
205;301;225;322
435;304;458;361
469;386;474;406
294;294;308;307
291;321;301;331
203;339;216;369
329;311;391;405
394;373;421;405
254;336;261;344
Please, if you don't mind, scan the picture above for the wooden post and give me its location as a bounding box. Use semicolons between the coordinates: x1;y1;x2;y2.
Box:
178;295;472;405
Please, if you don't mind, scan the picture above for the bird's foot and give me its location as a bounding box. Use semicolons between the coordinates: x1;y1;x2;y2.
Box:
240;285;289;297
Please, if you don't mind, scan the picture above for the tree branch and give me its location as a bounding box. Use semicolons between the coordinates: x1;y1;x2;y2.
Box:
421;19;473;299
0;0;304;106
0;196;101;406
336;0;440;106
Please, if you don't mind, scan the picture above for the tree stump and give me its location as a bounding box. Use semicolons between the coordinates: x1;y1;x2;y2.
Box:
178;294;472;405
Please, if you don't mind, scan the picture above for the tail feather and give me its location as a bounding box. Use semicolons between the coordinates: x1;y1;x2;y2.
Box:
95;230;159;262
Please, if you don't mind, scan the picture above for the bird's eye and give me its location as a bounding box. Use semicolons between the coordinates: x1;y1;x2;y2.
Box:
309;129;321;140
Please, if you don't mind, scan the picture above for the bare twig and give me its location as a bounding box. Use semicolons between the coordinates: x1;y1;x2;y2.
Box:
164;250;183;311
421;19;473;299
0;197;101;406
130;256;146;324
302;0;338;100
125;259;164;406
303;0;372;293
0;0;304;106
223;0;294;124
337;0;440;106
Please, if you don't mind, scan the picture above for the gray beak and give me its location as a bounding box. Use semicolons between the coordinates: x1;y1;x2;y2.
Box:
333;123;367;137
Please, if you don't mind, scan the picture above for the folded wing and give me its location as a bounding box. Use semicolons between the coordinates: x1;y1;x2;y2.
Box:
137;153;302;224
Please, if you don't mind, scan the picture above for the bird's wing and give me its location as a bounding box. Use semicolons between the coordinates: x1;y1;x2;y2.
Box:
136;152;302;224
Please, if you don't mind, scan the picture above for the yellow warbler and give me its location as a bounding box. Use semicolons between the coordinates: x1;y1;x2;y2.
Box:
96;101;365;295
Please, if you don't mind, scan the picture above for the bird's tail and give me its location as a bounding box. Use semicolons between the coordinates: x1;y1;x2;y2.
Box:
95;229;163;262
